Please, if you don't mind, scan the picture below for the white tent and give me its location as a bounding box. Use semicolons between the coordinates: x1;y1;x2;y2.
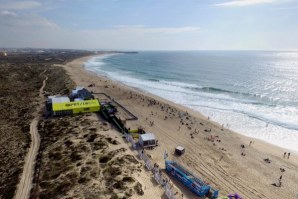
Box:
139;133;156;148
49;96;70;104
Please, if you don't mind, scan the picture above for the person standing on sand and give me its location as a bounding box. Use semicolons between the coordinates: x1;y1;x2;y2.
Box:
278;175;283;187
141;149;144;159
288;152;290;159
284;152;286;158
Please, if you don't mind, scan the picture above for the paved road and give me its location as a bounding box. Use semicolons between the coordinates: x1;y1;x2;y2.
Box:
14;71;48;199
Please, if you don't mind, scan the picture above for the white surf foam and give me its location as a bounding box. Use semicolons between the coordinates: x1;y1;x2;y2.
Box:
84;57;298;153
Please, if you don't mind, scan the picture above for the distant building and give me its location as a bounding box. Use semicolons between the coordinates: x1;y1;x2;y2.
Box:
46;96;70;116
139;133;157;148
52;99;100;116
70;86;94;100
0;52;7;57
46;95;100;116
49;96;70;103
45;87;99;117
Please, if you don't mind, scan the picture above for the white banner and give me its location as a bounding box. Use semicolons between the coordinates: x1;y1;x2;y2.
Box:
154;172;161;184
145;159;153;170
125;133;129;142
165;184;177;199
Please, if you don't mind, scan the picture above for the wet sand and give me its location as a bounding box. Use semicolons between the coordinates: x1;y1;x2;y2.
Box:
61;55;298;199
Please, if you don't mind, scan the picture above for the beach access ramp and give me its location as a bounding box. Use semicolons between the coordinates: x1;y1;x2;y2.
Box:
100;102;129;134
93;92;137;120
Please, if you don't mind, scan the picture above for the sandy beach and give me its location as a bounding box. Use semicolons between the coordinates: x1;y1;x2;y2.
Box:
61;54;298;199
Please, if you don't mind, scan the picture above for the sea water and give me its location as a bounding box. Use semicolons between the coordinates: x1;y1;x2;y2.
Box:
85;51;298;153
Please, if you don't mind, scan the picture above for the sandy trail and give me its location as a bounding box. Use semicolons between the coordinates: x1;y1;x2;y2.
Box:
14;71;48;199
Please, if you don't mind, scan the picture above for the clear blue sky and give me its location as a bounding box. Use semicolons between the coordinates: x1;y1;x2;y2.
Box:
0;0;298;50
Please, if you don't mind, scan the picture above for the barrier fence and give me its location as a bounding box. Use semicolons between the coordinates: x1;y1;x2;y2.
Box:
123;133;181;199
125;133;137;149
165;184;177;199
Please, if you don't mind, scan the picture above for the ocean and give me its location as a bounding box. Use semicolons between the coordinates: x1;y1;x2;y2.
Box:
84;51;298;153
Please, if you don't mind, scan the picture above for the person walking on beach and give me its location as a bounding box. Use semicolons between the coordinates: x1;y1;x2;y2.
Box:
288;152;290;159
283;152;286;158
278;175;283;187
141;149;144;159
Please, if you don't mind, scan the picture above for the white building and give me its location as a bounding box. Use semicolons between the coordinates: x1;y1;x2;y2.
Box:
139;133;157;148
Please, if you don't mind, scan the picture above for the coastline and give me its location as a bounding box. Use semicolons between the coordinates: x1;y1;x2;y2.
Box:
84;54;298;156
85;53;298;154
62;54;298;199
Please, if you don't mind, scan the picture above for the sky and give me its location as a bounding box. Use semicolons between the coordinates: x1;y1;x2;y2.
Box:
0;0;298;50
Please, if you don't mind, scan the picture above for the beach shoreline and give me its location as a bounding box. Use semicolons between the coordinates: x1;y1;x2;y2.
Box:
84;54;297;156
84;53;298;155
61;54;298;199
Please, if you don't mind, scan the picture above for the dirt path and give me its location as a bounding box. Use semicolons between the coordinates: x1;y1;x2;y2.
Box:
14;71;48;199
